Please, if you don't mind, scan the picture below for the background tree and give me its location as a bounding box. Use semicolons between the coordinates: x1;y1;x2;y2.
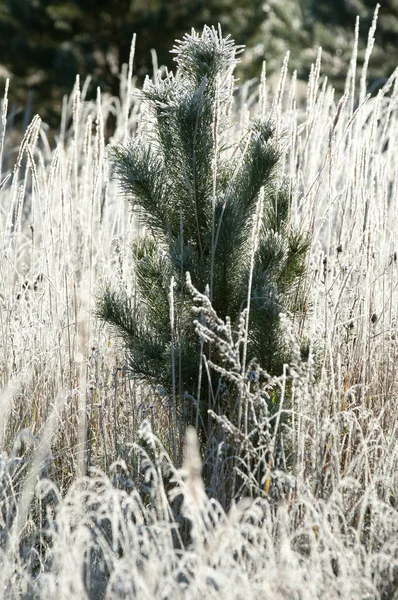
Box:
0;0;266;127
241;1;398;95
97;26;309;443
306;0;398;92
2;0;397;129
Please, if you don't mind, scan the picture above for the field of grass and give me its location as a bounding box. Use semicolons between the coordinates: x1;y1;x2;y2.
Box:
1;21;398;599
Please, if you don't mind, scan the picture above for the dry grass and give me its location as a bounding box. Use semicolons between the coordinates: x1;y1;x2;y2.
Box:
1;21;398;598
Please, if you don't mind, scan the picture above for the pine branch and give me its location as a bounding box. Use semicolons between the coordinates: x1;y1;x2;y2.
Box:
171;25;243;91
110;143;171;238
96;288;138;346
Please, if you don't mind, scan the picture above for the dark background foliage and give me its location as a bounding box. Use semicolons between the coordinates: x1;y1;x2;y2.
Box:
0;0;397;126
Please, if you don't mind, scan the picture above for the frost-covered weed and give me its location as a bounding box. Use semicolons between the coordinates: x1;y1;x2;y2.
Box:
2;422;398;599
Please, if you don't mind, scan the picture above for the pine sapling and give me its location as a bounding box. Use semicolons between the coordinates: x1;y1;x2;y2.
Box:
97;26;309;447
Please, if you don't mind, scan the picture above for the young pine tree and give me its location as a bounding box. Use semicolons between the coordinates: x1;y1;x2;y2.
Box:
98;26;309;438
